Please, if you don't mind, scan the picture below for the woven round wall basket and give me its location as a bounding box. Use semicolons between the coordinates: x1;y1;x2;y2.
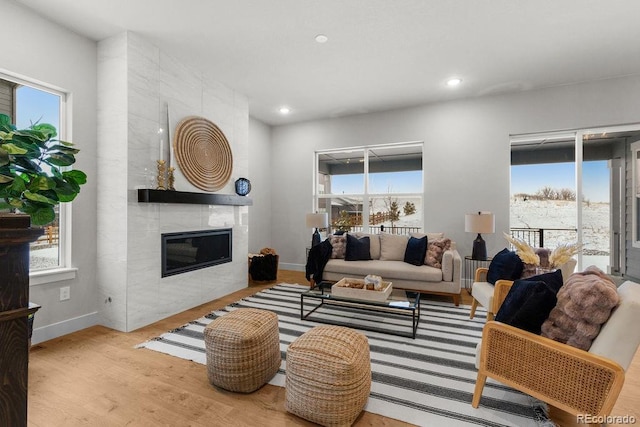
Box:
173;116;233;192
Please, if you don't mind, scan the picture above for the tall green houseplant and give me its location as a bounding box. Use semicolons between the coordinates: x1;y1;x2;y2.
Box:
0;113;86;225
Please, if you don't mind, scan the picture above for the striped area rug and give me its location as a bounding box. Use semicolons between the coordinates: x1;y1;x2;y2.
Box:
137;283;553;427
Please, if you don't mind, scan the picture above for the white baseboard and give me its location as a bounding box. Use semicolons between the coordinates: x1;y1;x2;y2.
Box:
280;262;304;272
31;311;99;345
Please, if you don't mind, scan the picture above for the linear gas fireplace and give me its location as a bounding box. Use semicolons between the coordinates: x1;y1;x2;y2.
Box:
161;228;232;277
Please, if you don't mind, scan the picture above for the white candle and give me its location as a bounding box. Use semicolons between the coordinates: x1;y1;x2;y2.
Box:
158;128;164;161
166;106;171;168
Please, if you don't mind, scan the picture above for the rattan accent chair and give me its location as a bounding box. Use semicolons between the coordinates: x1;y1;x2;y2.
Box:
472;280;640;418
285;325;371;426
204;308;281;393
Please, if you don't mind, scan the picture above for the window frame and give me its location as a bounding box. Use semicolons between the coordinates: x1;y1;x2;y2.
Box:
0;71;77;284
632;140;640;248
314;141;424;234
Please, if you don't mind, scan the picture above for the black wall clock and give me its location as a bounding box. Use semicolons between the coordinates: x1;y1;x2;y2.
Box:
234;178;251;196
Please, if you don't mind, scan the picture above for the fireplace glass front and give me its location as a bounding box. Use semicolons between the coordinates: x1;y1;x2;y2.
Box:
161;228;232;277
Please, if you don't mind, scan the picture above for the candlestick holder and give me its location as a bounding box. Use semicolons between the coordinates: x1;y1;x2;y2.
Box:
167;166;176;191
156;160;167;190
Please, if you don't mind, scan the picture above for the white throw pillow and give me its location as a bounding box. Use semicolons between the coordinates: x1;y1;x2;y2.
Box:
379;233;409;261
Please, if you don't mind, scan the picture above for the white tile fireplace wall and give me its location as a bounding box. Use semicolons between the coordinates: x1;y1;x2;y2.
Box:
97;32;249;332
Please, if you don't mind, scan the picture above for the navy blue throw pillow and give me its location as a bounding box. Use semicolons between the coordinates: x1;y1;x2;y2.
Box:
345;234;372;261
487;248;524;284
403;236;428;266
495;279;559;334
523;269;564;293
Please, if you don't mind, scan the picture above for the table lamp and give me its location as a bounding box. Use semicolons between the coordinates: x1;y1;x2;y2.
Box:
465;211;495;260
306;213;328;247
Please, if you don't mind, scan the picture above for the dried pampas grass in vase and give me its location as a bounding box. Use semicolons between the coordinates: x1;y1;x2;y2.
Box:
549;243;582;269
503;232;540;266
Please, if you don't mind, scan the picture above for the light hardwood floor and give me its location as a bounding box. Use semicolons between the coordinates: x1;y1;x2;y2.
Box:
27;270;640;427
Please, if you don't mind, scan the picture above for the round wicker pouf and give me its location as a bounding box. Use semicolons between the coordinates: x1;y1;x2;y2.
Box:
204;308;280;393
285;326;371;426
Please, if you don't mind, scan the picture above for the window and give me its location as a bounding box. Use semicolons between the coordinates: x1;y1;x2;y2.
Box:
314;142;423;235
0;74;71;276
632;141;640;248
511;126;640;275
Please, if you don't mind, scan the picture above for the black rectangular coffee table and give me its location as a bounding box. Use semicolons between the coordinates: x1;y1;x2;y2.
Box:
300;281;420;338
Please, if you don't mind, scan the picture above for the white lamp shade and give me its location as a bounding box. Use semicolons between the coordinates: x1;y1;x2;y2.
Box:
465;212;495;234
306;213;328;228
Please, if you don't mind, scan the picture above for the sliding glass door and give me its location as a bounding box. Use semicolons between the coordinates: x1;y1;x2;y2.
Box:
510;132;578;253
510;126;640;276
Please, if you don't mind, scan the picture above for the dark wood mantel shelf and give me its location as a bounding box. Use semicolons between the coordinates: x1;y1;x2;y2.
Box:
137;189;252;206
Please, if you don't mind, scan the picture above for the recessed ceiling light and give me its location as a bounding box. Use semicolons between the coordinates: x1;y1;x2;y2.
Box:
447;77;462;87
315;34;328;43
279;106;291;115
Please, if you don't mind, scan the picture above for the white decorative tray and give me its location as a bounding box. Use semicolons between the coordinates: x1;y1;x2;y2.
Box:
331;278;393;302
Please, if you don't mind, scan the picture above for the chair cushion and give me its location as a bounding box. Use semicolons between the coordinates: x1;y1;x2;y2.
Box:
589;281;640;370
487;248;524;284
345;234;372;261
471;281;495;309
325;259;443;282
495;279;558;334
404;236;428;266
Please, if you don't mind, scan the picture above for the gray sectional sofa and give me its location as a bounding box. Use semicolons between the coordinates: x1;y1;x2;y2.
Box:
321;232;463;305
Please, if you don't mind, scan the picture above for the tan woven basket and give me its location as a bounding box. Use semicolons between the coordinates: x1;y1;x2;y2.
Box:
173;116;233;192
285;325;371;426
204;308;280;393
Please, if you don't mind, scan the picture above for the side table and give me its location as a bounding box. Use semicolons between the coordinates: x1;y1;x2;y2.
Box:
248;253;279;281
464;256;492;293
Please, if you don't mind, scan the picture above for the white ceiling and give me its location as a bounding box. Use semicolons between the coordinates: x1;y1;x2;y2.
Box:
14;0;640;126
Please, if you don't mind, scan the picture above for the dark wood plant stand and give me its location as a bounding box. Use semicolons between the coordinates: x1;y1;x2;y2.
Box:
0;214;42;427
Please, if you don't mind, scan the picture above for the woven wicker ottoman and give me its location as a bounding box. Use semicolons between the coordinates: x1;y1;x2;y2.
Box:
285;326;371;426
204;308;281;393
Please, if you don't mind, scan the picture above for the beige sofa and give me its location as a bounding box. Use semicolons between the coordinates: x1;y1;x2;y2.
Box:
322;232;462;305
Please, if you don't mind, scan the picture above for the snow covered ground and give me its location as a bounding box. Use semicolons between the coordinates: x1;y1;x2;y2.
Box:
30;246;58;270
376;197;609;254
381;197;611;272
510;199;609;255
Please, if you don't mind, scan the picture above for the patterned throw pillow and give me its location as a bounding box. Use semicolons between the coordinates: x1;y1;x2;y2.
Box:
424;237;451;269
328;235;347;259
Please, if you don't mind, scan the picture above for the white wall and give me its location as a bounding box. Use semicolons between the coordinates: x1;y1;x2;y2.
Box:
269;75;640;270
97;32;249;332
0;0;99;343
1;1;251;339
248;117;273;253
